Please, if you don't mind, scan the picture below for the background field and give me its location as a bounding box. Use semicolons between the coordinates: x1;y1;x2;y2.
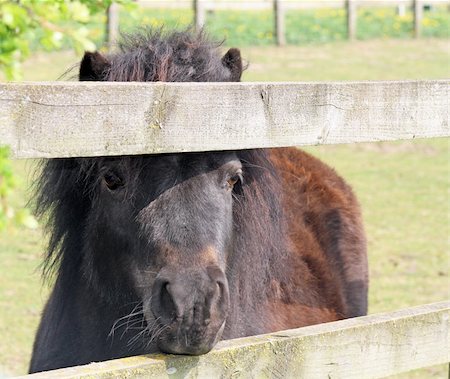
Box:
25;6;449;50
0;23;449;379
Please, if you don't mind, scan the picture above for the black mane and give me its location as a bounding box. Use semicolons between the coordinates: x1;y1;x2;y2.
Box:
80;28;242;82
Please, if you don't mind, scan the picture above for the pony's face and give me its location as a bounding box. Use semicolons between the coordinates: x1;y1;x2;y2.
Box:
77;29;245;355
84;152;243;354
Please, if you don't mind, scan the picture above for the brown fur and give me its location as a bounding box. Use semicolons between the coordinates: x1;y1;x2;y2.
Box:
262;148;368;330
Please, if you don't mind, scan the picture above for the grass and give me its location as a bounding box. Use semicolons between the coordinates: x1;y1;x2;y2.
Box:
242;39;450;81
0;39;449;377
17;39;450;82
0;161;46;377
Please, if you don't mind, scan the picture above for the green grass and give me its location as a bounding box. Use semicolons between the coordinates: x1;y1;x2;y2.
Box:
17;38;450;82
0;160;46;376
242;39;450;81
1;39;449;377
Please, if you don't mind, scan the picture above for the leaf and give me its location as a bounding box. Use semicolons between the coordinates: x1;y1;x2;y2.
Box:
68;2;91;23
15;210;39;230
0;0;142;228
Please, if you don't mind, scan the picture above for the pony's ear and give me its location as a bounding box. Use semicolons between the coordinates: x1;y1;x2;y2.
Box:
222;48;243;82
79;51;110;81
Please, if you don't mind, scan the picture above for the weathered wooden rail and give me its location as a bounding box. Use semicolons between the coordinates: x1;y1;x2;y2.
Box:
1;80;449;378
15;302;450;378
1;80;448;158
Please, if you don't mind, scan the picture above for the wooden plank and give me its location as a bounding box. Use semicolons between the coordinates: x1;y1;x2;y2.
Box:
414;0;423;38
106;3;120;49
194;0;205;29
274;0;286;46
347;0;357;40
0;80;448;159
17;301;450;379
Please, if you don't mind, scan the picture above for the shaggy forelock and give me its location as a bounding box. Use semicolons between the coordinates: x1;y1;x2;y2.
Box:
105;28;232;82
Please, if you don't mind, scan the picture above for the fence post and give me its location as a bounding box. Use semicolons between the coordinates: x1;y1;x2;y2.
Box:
194;0;205;30
413;0;423;38
346;0;357;40
106;2;119;50
397;4;406;16
274;0;286;46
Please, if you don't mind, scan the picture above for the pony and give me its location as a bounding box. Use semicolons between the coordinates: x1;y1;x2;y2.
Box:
29;28;368;373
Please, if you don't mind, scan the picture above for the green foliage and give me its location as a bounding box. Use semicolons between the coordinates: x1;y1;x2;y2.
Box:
0;146;14;229
0;0;134;80
0;0;134;231
0;146;37;230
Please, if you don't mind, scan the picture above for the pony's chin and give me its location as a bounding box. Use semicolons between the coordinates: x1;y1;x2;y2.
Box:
157;340;213;355
157;320;226;356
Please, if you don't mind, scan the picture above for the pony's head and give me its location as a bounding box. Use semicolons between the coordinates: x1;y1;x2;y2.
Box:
39;29;261;355
80;29;245;354
75;152;243;355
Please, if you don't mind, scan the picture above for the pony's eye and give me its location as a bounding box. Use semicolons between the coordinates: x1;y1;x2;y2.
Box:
226;170;243;190
103;172;124;191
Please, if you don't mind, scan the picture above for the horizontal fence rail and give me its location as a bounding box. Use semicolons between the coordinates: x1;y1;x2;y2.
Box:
0;80;448;159
17;301;450;379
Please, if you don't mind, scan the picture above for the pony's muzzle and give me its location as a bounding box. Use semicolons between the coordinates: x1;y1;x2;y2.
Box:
150;265;229;355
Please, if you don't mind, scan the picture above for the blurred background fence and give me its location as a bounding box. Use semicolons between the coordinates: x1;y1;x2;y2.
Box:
107;0;450;46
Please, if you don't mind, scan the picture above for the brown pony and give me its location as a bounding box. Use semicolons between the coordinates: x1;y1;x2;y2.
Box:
30;28;368;373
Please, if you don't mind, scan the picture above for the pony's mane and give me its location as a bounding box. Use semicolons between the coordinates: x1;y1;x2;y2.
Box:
103;28;235;82
231;150;289;306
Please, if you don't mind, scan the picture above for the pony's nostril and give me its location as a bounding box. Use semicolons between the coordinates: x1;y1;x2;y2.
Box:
152;267;229;331
151;278;178;323
160;283;175;317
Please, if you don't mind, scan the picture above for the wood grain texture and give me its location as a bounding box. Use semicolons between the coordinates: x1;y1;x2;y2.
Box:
18;301;450;379
0;80;448;158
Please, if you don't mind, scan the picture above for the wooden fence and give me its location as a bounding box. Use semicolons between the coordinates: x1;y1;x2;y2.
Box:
1;80;448;158
15;302;450;378
1;79;449;377
106;0;450;46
